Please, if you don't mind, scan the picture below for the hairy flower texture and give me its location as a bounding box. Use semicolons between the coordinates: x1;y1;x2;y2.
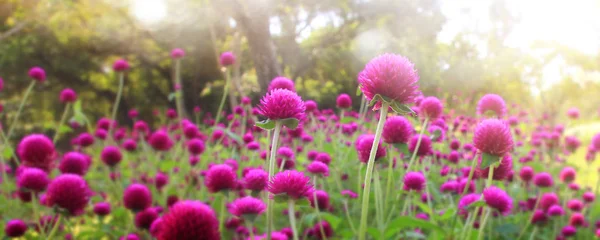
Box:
539;193;559;211
268;170;314;200
78;132;95;147
473;119;513;157
336;93;352;109
5;219;27;237
229;196;266;218
357;54;420;109
94;202;111;216
458;194;481;217
258;88;305;121
268;76;296;92
17;167;49;192
123;183;152;211
123;139;138;151
307;161;330;177
101;146;122;167
403;172;426;191
135;208;159;229
314;152;332;165
569;213;585;226
567;107;580;119
476;154;513;181
149;130;174;151
113;59;130;72
309;190;331;209
567;199;584;212
46;174;90;215
559;167;576;183
382;116;413;144
483;186;512;215
531;210;548;225
356;134;387;163
59;88;77;103
419;96;443;120
561;225;576;237
204;164;237;193
158;200;220;240
519;166;534;182
564;136;581;153
408;134;432;157
533;172;554;188
187;138;206;155
219;51;235;66
59;152;89;176
18;134;56;172
28;66;46;82
476;94;506;118
448;151;460;164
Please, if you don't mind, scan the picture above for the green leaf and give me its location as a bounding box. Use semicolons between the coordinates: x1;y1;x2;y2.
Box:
73;100;82;113
480;152;501;169
368;94;384;107
340;116;356;124
58;125;72;134
439;207;457;220
385;216;445;237
494;223;520;237
431;128;442;141
2;147;13;159
168;92;176;102
367;227;381;239
403;231;426;239
393;143;409;155
320;212;342;230
159;160;177;172
272;194;289;204
255;119;275;130
356;86;362;96
414;200;433;215
391;101;416;115
281;118;299;129
466;200;486;211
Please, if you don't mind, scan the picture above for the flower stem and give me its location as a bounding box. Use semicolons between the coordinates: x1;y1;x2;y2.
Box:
173;59;185;119
266;121;282;240
477;209;491;240
214;68;230;125
7;81;36;140
53;103;71;143
46;214;62;240
219;193;228;234
477;166;495;240
110;72;125;140
357;102;389;240
384;147;394;212
406;118;429;172
288;199;299;240
528;226;538;240
246;221;255;240
313;177;328;240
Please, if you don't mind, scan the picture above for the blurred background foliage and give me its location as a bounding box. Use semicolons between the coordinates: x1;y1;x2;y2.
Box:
1;0;600;135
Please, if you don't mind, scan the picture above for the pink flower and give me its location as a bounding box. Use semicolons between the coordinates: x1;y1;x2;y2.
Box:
123;183;152;211
171;48;185;59
477;94;506;117
458;193;481;217
382;116;413;144
204;164;237;193
533;172;554;188
28;66;46;82
419;96;443;120
305;100;318;112
228;196;266;218
539;193;559;211
567;199;583;212
17;167;49;192
158;201;220;240
18;134;56;172
408;134;432;157
45;174;91;215
135;208;159;229
336;93;352;109
243;169;268;192
59;88;77;103
567;107;579;119
258;89;305;120
94;202;111;216
473;119;513;157
519;166;534;182
4;219;27;237
59;152;89;176
101;146;122;167
341;190;358;199
309;190;330;209
403;172;426;191
307;161;330;177
547;205;564;216
268;170;314;200
219;51;236;66
149;130;174;151
187;139;206;155
559;167;576;183
476;154;513;181
482;186;512;215
113;59;130;72
356;134;386;163
268;76;296;92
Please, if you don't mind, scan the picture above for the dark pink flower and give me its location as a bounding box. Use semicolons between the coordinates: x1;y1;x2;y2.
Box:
243;169;268;192
382;116;413;144
305;100;318;112
123;183;152;211
18;134;56;172
220;51;236;66
477;94;506;117
408;134;432;157
59;152;89;176
419;96;443;120
356;134;386;163
473;119;513;157
268;76;295;92
309;190;330;209
158;200;220;240
135;208;159;229
307;161;329;177
171;48;185;59
336;93;352;109
205;164;237;193
476;154;513;181
45;174;90;215
101;146;122;167
94;202;111;216
5;219;27;237
458;193;481;217
149;130;174;151
17;167;49;192
258;89;305;120
113;59;130;72
59;88;77;103
519;166;534;182
533;172;554;188
482;186;512;215
559;167;576;183
28;66;46;82
187;139;205;155
403;171;426;191
540;193;559;211
268;170;314;200
228;196;266;218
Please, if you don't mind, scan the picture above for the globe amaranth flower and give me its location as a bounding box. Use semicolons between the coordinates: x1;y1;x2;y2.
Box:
258;88;305;121
268;76;296;92
569;213;585;226
476;154;513;181
101;146;122;167
559;167;576;183
5;219;28;238
17;167;49;192
305;100;318;112
482;186;512;215
123;183;153;211
18;134;56;172
408;134;433;157
171;48;185;59
458;193;481;217
309;190;331;210
336;93;352;109
113;59;130;72
567;107;579;119
382;116;413;144
561;225;577;237
59;88;77;103
135;208;159;229
531;210;548;225
403;171;426;191
45;174;91;215
583;192;595;203
228;196;266;220
77;132;95;147
28;66;46;82
473;119;513;157
187;138;205;155
547;204;565;216
357;54;420;109
149;130;174;151
567;199;583;212
307;161;330;177
306;221;334;240
476;94;506;118
419;96;443;120
219;51;236;66
314;152;332;165
243;169;268;192
519;166;534;182
539;193;559;211
268;170;314;200
94;202;111;216
158;200;220;240
59;151;89;176
533;172;554;188
356;134;386;163
204;164;237;193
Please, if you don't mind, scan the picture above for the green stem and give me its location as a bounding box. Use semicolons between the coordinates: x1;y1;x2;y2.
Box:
477;209;491;240
406;118;429;171
7;81;36;140
214;68;230;125
53;103;71;143
46;214;62;240
219;193;228;235
288;200;299;240
460;153;479;195
246;221;255;240
384;147;394;212
109;72;125;140
174;59;185;119
313;177;328;240
528;226;537;240
266;121;282;240
342;200;357;234
358;102;389;240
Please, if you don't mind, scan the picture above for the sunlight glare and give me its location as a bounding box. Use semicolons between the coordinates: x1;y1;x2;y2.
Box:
132;0;167;24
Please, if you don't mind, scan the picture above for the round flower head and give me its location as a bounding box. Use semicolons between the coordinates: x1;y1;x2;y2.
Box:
482;186;512;215
382;116;413;144
123;183;152;211
569;213;584;226
28;66;46;82
101;146;122;167
307;161;330;177
150;218;163;237
17;167;49;192
46;174;90;215
187;139;206;155
171;48;185;59
18;134;56;172
440;180;458;193
0;77;3;91
258;88;305;121
149;130;174;151
419;96;443;120
219;51;236;66
128;109;139;119
476;94;506;117
519;166;534;182
567;199;583;212
567;107;579;119
113;59;130;72
94;202;111;216
583;192;595;203
473;119;513;157
59;152;89;176
5;219;27;237
447;151;460;164
458;193;481;216
243;169;268;192
78;132;95;147
59;88;77;103
268;76;296;92
229;196;266;219
309;190;331;209
305;100;318;112
205;164;237;193
336;93;352;109
268;170;314;200
122;139;138;151
540;193;560;211
408;134;433;157
547;204;565;216
531;210;548;225
358;54;420;109
155;172;169;190
158;200;220;240
533;172;554;188
559;167;576;183
314;152;332;165
135;208;159;229
403;171;426;191
477;154;513;181
561;225;576;237
356;134;387;163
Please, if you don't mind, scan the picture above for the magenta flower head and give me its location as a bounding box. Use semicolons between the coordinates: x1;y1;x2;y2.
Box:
59;88;77;103
559;167;576;183
307;161;330;177
419;96;443;120
171;48;185;59
187;138;206;155
101;146;122;167
403;171;426;191
569;213;584;226
548;204;565;216
5;219;27;238
477;154;513;181
533;172;554;188
315;152;332;165
382;116;413;144
0;77;3;91
268;76;296;92
567;107;579;119
59;152;89;175
220;51;236;66
356;134;386;163
28;66;46;82
562;225;577;237
567;199;583;212
17;167;49;192
473;119;513;157
519;166;534;182
268;170;314;200
476;94;506;118
358;54;419;109
122;139;137;151
408;134;432;156
229;196;266;220
258;88;305;121
113;59;130;72
94;202;112;216
336;93;352;109
135;208;159;229
158;200;220;240
305;100;318;112
205;164;237;193
18;134;56;172
540;193;560;211
243;169;268;192
309;190;331;209
482;186;512;215
149;130;174;151
46;174;90;215
128;109;139;119
458;193;481;217
123;183;152;212
531;210;548;225
583;192;595;203
78;132;95;147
